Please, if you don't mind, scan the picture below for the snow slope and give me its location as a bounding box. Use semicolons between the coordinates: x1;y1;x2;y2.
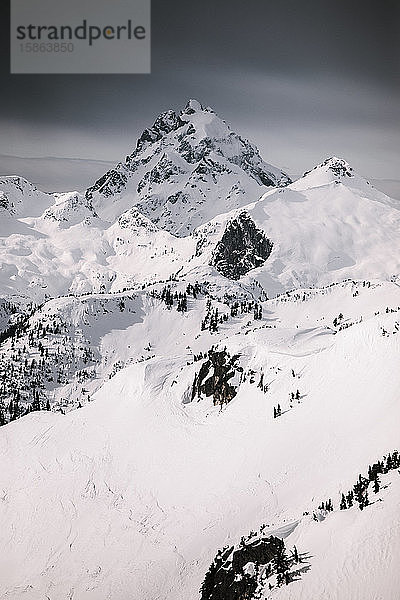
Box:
0;279;399;599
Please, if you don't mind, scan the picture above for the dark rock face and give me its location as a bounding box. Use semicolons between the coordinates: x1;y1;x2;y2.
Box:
211;213;273;280
136;153;185;193
85;165;128;200
0;193;9;211
135;110;185;153
177;136;219;165
200;535;291;600
229;138;290;187
304;157;354;179
191;348;240;407
167;191;189;205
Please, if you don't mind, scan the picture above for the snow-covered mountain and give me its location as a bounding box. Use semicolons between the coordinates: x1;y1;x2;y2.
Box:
0;103;399;600
190;156;400;294
84;99;291;234
0;150;399;303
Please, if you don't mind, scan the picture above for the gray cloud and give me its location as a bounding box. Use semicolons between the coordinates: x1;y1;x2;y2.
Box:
0;0;398;181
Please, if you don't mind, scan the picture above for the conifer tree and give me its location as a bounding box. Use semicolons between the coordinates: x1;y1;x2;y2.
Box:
258;373;264;389
273;539;291;586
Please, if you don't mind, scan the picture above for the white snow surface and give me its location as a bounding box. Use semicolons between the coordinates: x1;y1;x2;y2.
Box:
0;280;399;599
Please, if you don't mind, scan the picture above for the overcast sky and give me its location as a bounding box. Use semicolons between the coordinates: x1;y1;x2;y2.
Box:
0;0;399;181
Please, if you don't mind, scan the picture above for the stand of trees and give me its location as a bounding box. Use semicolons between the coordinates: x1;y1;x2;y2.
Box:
339;451;400;511
200;531;304;600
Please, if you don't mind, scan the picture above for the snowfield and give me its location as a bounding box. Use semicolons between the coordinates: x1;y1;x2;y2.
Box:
0;101;399;600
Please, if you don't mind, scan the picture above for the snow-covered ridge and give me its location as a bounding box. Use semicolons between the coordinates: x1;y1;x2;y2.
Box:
0;175;54;218
0;151;399;303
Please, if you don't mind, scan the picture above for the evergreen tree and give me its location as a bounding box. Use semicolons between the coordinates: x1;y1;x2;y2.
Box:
177;293;187;313
258;373;264;390
10;394;20;421
386;453;393;471
272;539;291;586
354;476;369;510
31;390;41;412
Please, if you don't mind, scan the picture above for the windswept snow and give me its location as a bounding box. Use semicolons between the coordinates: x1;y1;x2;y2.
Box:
0;281;399;599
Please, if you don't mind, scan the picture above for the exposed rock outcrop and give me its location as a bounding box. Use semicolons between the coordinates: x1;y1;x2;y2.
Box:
201;534;301;600
191;348;241;407
211;213;273;280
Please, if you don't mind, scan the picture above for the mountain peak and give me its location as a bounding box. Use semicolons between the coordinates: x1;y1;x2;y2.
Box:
0;174;53;218
85;100;291;232
319;156;353;177
291;156;356;192
303;156;354;180
182;99;205;114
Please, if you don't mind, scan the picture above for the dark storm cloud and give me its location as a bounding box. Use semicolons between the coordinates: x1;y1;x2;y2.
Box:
0;0;399;179
155;0;399;84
